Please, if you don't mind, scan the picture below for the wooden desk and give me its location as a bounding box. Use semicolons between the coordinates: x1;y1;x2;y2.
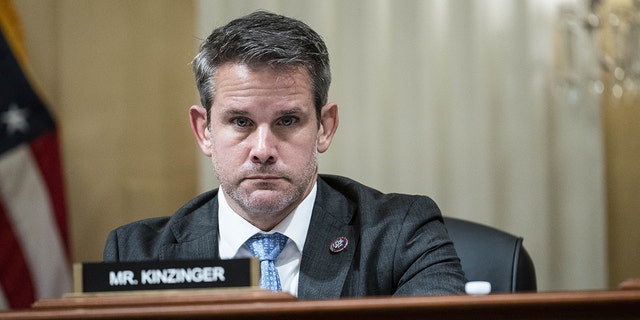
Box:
1;289;639;319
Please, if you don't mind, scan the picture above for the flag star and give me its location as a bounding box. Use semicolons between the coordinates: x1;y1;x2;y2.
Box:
1;102;30;135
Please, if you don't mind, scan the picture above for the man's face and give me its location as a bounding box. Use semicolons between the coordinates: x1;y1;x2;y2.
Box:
190;63;337;229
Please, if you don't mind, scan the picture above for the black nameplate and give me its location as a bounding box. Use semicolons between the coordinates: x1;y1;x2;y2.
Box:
74;259;259;293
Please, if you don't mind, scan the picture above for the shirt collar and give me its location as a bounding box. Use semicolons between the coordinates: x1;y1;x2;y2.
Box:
218;182;317;259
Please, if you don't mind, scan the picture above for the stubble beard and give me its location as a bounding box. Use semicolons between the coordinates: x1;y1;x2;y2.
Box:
212;150;318;219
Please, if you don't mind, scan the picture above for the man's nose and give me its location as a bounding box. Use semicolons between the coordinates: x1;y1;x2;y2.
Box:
249;125;277;164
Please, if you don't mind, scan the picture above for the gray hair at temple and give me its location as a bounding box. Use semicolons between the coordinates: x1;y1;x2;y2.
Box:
192;11;331;124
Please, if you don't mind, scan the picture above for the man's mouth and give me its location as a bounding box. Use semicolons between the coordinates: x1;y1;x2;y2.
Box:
246;175;281;180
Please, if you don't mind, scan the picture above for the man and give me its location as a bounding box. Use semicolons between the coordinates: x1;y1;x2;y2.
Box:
104;11;466;299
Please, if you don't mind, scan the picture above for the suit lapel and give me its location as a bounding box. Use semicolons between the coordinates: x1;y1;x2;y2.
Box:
160;191;221;260
298;178;358;299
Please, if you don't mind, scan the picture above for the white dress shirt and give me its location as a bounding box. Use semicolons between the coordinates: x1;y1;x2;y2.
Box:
217;183;316;297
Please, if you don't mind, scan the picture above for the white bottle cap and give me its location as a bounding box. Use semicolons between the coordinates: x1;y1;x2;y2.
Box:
465;281;491;295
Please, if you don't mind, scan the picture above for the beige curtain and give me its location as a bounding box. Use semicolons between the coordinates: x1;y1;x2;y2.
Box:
196;0;607;291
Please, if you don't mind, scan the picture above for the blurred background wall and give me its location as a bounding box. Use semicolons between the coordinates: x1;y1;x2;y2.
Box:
12;0;199;268
12;0;639;293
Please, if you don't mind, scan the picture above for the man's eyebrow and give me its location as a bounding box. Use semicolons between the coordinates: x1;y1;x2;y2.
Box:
221;108;249;116
219;106;305;117
276;107;304;116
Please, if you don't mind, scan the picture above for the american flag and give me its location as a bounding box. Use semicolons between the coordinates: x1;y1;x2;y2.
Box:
0;0;72;309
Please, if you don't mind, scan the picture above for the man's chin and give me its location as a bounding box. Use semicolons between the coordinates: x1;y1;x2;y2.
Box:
246;189;290;204
242;178;287;190
241;194;294;215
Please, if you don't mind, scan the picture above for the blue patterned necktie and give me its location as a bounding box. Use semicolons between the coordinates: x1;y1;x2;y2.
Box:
245;233;289;292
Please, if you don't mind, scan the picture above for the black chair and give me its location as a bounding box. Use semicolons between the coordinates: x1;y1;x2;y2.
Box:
443;217;537;293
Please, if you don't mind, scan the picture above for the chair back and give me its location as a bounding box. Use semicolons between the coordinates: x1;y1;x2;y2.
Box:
443;217;537;293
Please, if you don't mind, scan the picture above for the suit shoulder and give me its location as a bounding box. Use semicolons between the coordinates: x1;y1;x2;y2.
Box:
111;216;172;238
110;189;218;239
103;190;219;262
318;174;437;206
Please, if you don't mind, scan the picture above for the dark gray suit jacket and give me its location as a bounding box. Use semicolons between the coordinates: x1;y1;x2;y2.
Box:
103;174;466;299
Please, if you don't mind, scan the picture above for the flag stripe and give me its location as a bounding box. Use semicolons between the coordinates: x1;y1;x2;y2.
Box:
0;197;36;309
0;283;8;309
0;145;72;300
29;132;70;257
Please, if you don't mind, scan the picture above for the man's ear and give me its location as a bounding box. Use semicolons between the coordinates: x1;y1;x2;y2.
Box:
317;102;339;153
189;105;212;157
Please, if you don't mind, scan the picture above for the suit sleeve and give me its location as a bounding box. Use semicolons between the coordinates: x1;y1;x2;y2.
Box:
392;196;467;295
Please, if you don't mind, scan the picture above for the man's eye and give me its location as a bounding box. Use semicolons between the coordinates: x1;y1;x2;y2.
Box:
279;116;298;126
232;117;251;127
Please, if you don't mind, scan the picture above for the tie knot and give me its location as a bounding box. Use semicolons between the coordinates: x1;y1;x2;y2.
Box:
245;233;288;261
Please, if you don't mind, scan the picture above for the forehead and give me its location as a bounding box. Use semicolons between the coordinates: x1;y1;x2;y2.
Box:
212;63;313;105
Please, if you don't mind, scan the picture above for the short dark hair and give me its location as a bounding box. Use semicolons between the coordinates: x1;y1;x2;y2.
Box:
192;11;331;123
